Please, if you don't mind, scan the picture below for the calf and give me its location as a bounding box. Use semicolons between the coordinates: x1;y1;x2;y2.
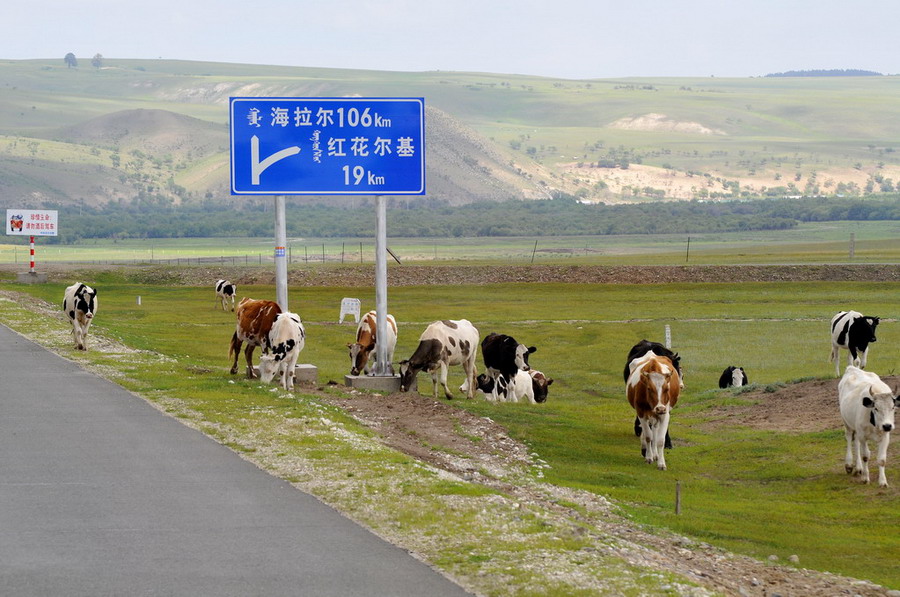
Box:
258;312;305;391
229;298;282;378
481;332;536;401
215;279;237;311
62;283;98;351
838;365;898;487
719;366;748;388
483;369;552;404
831;310;879;376
625;340;681;449
627;352;681;470
348;310;397;376
528;370;553;403
399;319;479;400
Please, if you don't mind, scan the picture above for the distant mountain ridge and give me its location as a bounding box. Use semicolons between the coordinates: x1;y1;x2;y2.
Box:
1;58;900;208
764;69;883;77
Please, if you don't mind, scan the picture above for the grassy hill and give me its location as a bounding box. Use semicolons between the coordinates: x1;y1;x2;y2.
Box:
2;58;900;207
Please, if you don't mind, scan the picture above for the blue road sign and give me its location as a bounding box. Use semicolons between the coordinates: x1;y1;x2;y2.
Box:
230;97;425;195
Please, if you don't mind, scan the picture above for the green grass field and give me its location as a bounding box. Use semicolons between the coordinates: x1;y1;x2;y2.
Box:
1;220;899;266
2;270;898;589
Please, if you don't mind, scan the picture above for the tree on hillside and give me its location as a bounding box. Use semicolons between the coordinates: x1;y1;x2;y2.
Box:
91;54;103;69
64;53;77;68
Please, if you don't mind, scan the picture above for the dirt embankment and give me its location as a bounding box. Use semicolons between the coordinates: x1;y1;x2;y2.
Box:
13;263;900;288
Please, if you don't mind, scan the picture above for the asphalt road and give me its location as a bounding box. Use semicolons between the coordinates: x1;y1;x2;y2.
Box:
0;324;471;596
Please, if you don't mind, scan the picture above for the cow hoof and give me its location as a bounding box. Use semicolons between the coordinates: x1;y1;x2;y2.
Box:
657;464;667;471
845;465;854;474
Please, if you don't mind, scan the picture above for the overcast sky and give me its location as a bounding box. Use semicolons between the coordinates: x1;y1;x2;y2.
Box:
4;0;899;79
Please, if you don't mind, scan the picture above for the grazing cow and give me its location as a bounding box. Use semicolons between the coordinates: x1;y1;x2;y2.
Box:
215;279;237;311
347;310;398;376
62;283;98;351
474;369;552;404
719;366;748;388
626;352;681;470
229;298;282;378
480;332;537;401
838;365;898;487
624;340;681;449
528;370;553;404
831;311;880;376
399;319;479;400
258;312;305;391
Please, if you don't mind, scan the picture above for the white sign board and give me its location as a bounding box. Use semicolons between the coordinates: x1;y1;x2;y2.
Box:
6;209;58;236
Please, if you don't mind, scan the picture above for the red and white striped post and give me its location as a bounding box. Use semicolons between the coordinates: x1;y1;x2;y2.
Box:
29;235;35;273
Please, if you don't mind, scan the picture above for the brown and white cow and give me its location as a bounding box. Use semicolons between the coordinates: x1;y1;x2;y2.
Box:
62;282;98;351
229;298;282;378
258;312;305;391
626;351;681;471
399;319;479;400
347;310;397;376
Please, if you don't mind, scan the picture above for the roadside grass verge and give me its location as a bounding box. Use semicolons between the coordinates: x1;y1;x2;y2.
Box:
0;283;706;596
2;277;899;589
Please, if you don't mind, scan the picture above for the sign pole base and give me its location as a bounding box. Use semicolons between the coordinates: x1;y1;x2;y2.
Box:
17;272;48;284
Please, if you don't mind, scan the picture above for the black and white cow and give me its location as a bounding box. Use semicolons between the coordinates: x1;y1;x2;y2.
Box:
258;312;305;391
624;340;681;450
215;279;237;311
476;369;553;404
831;310;880;376
480;332;536;401
62;282;98;351
719;366;748;388
399;319;479;400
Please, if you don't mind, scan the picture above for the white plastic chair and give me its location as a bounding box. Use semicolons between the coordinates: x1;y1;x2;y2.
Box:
339;298;361;323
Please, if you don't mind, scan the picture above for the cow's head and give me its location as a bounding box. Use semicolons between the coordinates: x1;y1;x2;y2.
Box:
258;354;280;383
641;358;678;414
475;373;495;394
529;370;553;403
515;344;537;371
348;342;375;376
862;385;898;433
76;285;97;319
398;360;416;392
731;367;745;388
865;316;880;342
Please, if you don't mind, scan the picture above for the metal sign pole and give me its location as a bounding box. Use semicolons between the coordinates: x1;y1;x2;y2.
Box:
274;195;288;311
373;195;390;376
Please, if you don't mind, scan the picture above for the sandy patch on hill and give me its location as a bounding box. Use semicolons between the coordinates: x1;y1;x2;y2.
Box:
609;113;726;136
561;162;900;201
